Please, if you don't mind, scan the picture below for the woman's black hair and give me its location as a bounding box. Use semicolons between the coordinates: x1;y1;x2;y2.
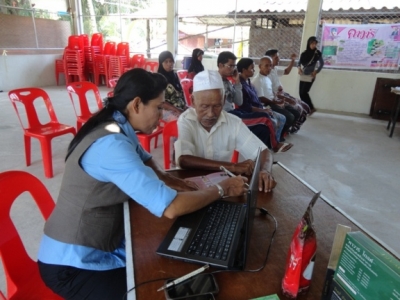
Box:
237;58;254;73
188;48;205;74
65;68;168;160
157;50;183;92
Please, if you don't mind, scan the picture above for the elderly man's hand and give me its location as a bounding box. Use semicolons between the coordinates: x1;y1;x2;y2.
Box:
258;170;277;193
162;173;198;191
219;176;248;198
231;159;255;176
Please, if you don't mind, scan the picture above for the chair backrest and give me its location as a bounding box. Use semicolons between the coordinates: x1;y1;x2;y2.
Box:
116;42;130;61
80;34;89;47
103;41;116;55
66;81;103;118
176;70;188;81
180;78;193;106
67;35;84;51
8;88;60;130
143;61;159;72
91;33;104;53
163;120;178;169
0;171;57;299
130;54;146;69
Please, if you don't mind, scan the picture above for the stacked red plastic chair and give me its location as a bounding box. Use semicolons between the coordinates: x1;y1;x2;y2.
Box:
93;41;116;87
143;61;159;72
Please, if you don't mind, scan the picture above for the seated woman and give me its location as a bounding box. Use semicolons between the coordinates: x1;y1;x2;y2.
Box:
157;50;188;122
187;48;205;79
37;68;247;300
237;58;293;153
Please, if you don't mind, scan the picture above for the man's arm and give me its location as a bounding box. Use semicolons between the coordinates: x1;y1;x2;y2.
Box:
179;155;255;176
283;53;297;75
258;148;276;192
259;96;285;107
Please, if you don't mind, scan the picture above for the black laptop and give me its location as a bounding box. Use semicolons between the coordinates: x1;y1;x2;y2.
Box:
156;148;262;269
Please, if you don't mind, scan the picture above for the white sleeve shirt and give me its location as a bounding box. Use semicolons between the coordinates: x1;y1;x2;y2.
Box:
267;68;283;94
251;72;275;100
174;108;267;167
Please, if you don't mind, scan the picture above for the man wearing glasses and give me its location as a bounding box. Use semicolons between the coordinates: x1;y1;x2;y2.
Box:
216;51;275;150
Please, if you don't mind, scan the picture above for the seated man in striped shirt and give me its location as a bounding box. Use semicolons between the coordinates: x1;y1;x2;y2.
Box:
175;70;277;193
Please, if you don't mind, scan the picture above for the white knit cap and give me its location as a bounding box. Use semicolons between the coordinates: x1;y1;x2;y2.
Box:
193;70;224;92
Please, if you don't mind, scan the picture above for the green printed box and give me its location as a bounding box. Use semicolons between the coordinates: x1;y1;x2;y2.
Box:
250;294;280;300
333;232;400;300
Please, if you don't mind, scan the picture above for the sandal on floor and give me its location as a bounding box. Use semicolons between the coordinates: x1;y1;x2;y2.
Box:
273;142;293;153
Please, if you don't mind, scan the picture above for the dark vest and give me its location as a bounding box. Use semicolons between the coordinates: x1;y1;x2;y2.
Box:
44;123;130;252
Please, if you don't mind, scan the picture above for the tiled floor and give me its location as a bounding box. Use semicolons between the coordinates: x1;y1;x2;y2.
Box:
1;86;400;294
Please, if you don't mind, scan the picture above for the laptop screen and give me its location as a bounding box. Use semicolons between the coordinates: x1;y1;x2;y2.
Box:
241;147;262;268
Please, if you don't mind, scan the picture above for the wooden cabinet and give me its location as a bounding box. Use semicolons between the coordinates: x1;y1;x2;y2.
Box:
370;77;400;120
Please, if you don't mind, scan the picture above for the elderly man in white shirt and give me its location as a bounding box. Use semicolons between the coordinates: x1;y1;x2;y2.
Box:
175;70;277;193
252;56;300;140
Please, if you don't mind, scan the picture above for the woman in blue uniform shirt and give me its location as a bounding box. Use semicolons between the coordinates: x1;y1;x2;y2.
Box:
37;68;247;300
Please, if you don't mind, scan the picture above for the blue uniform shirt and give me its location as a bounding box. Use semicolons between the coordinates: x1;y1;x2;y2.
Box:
38;111;177;270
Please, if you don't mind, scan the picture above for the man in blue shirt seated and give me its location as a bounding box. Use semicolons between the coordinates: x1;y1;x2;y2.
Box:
175;70;277;192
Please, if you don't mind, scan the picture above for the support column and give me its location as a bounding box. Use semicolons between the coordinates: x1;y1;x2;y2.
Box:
300;0;323;54
167;0;178;57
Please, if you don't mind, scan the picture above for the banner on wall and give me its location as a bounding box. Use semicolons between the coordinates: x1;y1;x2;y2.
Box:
321;23;400;70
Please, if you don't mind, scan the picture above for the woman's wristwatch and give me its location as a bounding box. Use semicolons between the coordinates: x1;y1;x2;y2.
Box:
214;183;225;198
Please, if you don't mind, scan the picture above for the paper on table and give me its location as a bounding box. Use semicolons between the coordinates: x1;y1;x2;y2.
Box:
185;171;229;189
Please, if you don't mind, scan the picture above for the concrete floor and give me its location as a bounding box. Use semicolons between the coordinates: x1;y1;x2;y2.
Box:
1;86;400;294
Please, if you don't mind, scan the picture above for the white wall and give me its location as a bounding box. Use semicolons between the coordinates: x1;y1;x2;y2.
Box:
0;54;62;91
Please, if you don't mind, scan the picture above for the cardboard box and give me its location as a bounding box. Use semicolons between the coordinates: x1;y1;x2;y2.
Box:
333;232;400;300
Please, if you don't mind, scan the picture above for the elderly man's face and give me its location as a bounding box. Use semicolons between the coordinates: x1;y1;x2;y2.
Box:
259;58;272;76
192;89;224;132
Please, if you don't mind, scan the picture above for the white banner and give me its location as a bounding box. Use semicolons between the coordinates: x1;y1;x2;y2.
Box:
321;23;400;70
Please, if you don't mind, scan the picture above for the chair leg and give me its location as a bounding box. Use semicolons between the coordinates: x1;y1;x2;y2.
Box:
154;136;158;149
39;138;53;178
77;121;82;131
24;135;31;166
163;136;170;170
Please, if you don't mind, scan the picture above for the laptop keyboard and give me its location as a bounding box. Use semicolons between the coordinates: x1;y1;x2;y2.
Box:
186;202;242;261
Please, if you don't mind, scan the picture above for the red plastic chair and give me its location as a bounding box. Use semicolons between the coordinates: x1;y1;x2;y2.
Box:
231;150;239;163
67;35;84;51
66;81;103;130
103;41;116;55
0;170;62;300
91;33;104;54
93;53;110;87
8;88;76;178
176;70;188;81
136;124;164;153
180;78;193;106
143;61;159;72
108;78;118;88
162;120;178;169
108;55;128;81
131;54;146;68
116;42;130;64
63;48;86;85
55;59;64;85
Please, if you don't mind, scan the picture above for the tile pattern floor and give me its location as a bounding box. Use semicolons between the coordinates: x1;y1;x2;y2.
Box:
1;86;400;294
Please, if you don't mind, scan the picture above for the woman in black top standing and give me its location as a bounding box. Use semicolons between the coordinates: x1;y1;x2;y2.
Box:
187;48;204;78
298;36;324;115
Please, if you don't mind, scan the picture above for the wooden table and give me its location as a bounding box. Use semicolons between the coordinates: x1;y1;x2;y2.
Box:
387;89;400;137
127;163;361;300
